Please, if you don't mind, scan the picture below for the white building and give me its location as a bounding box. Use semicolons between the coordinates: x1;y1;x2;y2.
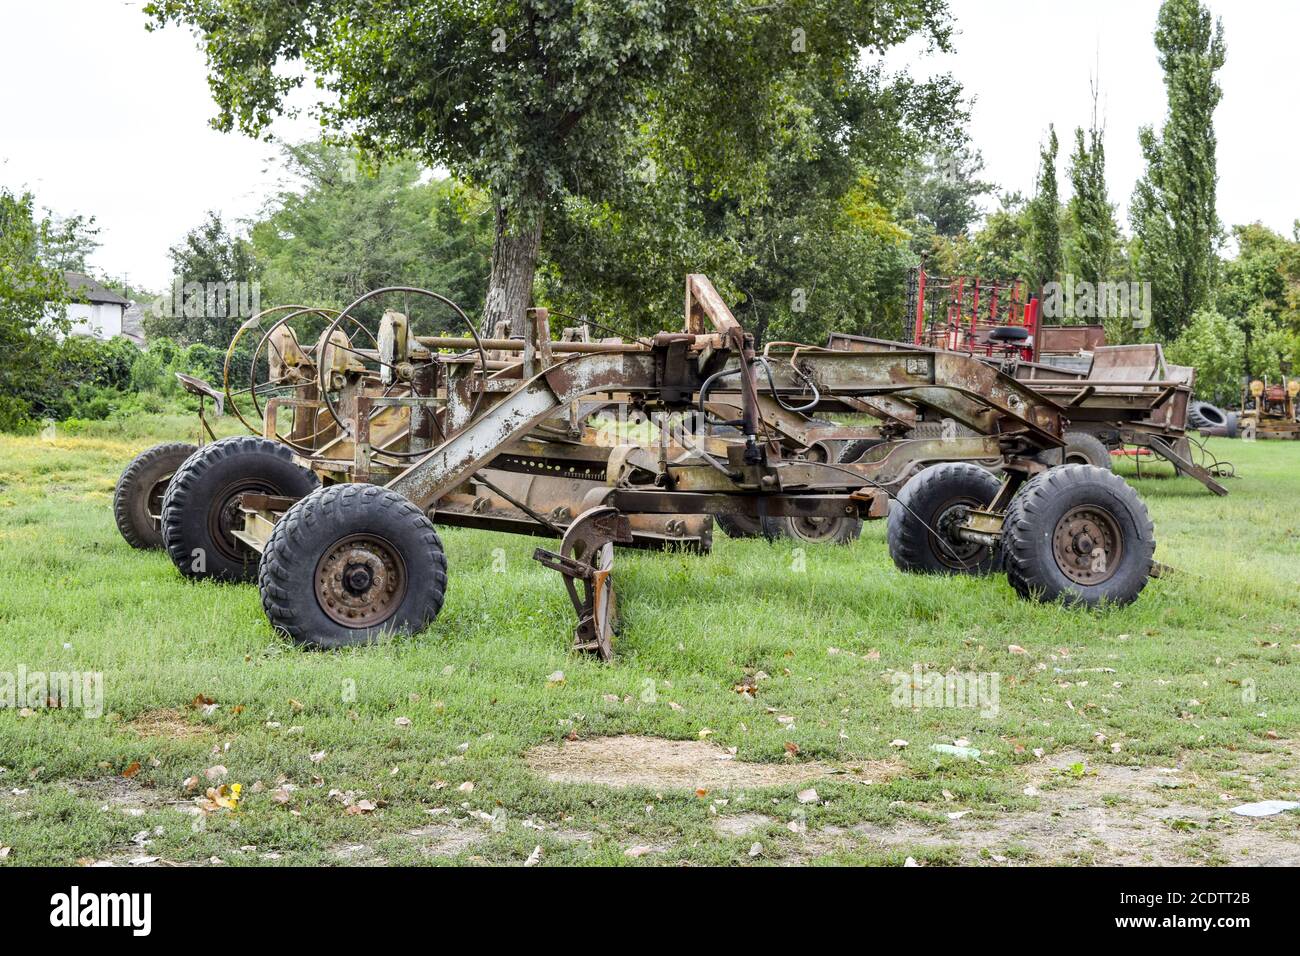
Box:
59;271;130;340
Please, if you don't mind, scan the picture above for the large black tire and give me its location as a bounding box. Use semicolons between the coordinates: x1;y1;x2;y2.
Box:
716;513;765;539
113;442;198;549
837;437;886;464
259;484;448;649
761;514;863;545
161;436;319;582
1002;464;1154;608
1188;401;1227;431
887;462;1004;575
1035;430;1113;471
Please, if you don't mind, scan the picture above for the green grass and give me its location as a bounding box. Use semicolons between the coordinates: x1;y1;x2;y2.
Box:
0;420;1297;866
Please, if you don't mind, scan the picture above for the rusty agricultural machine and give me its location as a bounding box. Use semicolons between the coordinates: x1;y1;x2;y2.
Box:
891;263;1229;496
114;275;1158;660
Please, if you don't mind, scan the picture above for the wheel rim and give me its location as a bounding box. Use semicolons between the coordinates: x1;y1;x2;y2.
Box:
789;515;842;541
930;498;985;570
1064;452;1090;465
208;479;278;562
1051;506;1122;586
314;533;408;628
147;473;174;530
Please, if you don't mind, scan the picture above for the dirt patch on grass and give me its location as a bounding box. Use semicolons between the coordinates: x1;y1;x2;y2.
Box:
787;748;1300;866
525;735;902;791
127;709;210;740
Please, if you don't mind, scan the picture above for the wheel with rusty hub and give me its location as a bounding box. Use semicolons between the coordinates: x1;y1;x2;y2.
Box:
314;533;407;628
888;462;1004;575
1003;464;1154;607
161;436;319;581
1051;506;1122;586
113;442;198;549
260;485;447;648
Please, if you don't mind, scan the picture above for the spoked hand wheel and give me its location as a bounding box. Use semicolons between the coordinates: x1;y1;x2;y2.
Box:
314;286;489;459
532;505;633;661
223;304;376;454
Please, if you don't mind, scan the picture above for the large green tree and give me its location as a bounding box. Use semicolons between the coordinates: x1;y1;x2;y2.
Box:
1130;0;1225;339
251;141;491;318
0;188;73;428
146;0;956;335
144;211;260;348
1023;125;1061;295
540;57;964;343
1065;121;1119;287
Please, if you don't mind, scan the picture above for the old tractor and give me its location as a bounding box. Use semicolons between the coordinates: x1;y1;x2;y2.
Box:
1239;374;1300;440
115;275;1158;660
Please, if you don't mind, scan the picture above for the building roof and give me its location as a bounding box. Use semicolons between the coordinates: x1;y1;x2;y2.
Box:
64;271;129;306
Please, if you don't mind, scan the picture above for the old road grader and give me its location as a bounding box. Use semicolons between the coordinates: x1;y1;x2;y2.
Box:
113;275;1157;660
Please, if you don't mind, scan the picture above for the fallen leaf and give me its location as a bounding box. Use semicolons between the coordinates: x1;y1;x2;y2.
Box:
345;800;377;815
122;761;142;779
947;810;970;820
203;765;228;782
545;670;565;686
458;781;474;793
394;717;412;728
890;739;909;748
308;751;327;764
524;845;542;867
748;842;763;857
190;694;215;710
1008;645;1027;655
796;787;819;804
783;741;800;756
624;845;655;858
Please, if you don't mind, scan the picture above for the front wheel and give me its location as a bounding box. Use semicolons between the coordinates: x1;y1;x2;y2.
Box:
1002;464;1154;607
259;484;448;648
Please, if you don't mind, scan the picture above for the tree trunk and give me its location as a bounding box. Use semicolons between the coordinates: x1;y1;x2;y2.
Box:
481;198;544;337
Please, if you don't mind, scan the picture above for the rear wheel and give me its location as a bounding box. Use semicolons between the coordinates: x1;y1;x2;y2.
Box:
887;462;1003;575
1036;430;1113;471
161;435;319;582
259;484;448;648
113;442;198;549
837;437;885;464
716;513;765;539
1002;464;1154;607
761;514;862;545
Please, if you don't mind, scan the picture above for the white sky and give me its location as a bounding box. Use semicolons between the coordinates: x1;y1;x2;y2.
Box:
1;0;1296;290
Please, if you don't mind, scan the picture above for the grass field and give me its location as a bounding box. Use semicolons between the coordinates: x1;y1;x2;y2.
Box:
1;418;1298;866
